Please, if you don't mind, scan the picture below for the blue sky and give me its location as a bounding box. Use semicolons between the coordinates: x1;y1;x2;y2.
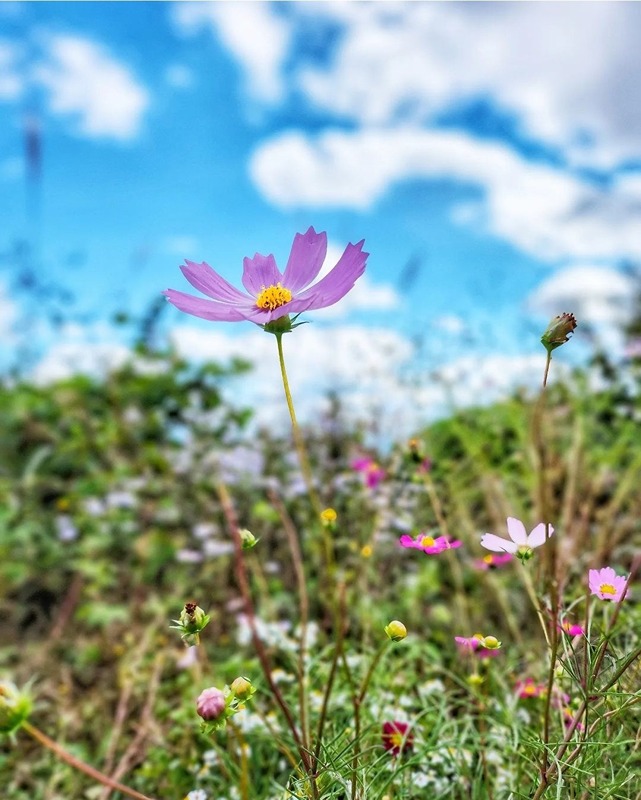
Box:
1;1;639;438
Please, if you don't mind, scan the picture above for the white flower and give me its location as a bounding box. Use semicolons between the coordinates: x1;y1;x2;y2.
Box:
480;517;554;555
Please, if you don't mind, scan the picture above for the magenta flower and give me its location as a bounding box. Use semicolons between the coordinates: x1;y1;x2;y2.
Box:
473;553;513;571
558;620;585;637
382;721;413;756
588;567;628;602
480;516;554;560
400;533;462;554
164;227;368;328
352;457;386;489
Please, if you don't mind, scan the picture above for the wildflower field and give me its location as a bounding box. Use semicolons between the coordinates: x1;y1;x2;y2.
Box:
1;229;641;800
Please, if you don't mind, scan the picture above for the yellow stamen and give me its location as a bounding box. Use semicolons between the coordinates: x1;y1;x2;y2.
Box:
600;583;616;595
256;283;292;311
483;555;494;564
420;535;435;548
390;732;404;749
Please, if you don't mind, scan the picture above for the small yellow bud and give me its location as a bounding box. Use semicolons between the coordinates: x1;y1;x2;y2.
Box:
0;680;31;733
384;620;407;642
320;508;337;525
360;544;373;558
230;676;253;700
480;635;501;650
467;672;484;687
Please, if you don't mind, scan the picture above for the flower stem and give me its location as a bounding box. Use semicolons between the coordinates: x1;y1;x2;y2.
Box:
21;721;158;800
275;333;322;516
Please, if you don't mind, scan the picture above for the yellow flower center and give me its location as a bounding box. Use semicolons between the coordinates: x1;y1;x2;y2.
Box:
361;544;373;558
523;684;537;695
420;535;435;548
390;732;404;749
483;555;494;564
600;583;616;595
256;283;292;311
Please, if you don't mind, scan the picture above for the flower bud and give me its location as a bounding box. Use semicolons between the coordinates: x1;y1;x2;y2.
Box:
238;529;258;550
384;620;407;642
480;635;501;650
320;508;337;526
230;676;253;700
541;313;577;353
196;687;226;721
0;680;32;733
171;602;211;646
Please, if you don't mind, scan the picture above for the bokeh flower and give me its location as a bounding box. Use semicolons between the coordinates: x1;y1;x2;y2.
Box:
559;620;585;636
480;517;553;561
588;567;628;602
352;457;386;488
515;678;546;699
473;553;513;570
164;227;368;329
455;634;502;659
382;721;413;756
400;533;462;554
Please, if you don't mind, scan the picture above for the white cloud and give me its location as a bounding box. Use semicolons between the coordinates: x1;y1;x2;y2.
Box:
251;127;641;263
171;1;291;103
169;321;554;442
0;39;23;99
30;321;131;383
293;2;641;166
34;34;149;140
527;265;636;354
32;341;131;384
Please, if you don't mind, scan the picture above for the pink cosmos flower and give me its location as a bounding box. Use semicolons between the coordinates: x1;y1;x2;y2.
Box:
473;553;513;571
558;620;585;637
164;227;368;327
588;567;628;602
515;679;546;699
382;721;413;756
400;533;462;554
480;516;554;558
352;457;386;489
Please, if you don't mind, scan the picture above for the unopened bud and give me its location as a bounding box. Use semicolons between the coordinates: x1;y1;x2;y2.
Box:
384;620;407;642
230;676;253;700
196;687;226;721
239;529;258;550
480;635;501;650
171;602;211;646
0;680;31;734
541;313;577;353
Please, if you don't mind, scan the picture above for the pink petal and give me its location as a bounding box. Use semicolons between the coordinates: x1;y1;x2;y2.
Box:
282;227;327;293
480;533;518;553
527;522;554;547
506;517;528;545
294;240;368;310
163;290;248;321
180;261;249;303
241;253;282;296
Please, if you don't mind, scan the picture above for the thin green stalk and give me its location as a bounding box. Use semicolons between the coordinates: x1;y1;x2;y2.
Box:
275;333;322;516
